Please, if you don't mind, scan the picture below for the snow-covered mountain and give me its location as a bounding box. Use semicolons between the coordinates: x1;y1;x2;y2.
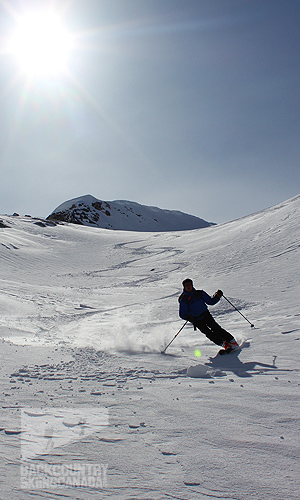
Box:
0;194;300;500
47;194;214;231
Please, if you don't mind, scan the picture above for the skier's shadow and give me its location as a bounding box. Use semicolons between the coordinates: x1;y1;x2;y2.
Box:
206;344;277;378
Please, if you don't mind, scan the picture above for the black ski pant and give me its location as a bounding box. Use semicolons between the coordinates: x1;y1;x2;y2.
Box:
193;311;234;346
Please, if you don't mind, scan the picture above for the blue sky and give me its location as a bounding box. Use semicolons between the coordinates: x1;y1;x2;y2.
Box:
1;0;300;223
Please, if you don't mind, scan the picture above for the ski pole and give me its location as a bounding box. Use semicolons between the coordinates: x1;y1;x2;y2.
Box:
161;320;188;354
223;295;255;328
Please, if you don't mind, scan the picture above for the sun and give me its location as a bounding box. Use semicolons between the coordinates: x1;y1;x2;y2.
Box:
8;10;73;78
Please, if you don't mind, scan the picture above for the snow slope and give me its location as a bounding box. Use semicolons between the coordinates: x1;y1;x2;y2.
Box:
0;195;300;500
47;194;213;231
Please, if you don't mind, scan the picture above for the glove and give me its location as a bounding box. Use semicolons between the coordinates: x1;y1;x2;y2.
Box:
215;289;223;298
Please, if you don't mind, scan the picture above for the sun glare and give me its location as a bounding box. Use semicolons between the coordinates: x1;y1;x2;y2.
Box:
8;11;72;78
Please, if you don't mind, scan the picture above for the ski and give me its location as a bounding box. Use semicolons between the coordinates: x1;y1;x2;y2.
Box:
218;346;240;355
212;340;250;358
218;347;233;355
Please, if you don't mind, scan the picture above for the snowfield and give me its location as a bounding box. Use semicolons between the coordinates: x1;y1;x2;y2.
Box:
0;195;300;500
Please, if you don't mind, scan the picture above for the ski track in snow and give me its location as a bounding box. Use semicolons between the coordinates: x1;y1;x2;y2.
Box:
0;195;300;499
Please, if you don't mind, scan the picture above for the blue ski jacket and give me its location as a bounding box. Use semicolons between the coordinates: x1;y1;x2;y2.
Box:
179;288;220;322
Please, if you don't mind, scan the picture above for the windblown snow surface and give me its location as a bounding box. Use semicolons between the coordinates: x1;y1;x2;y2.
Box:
0;195;300;500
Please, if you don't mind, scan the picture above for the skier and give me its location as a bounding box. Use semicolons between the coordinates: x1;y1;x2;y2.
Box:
179;278;239;351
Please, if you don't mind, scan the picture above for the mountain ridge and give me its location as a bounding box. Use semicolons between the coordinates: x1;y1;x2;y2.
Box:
46;194;214;232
